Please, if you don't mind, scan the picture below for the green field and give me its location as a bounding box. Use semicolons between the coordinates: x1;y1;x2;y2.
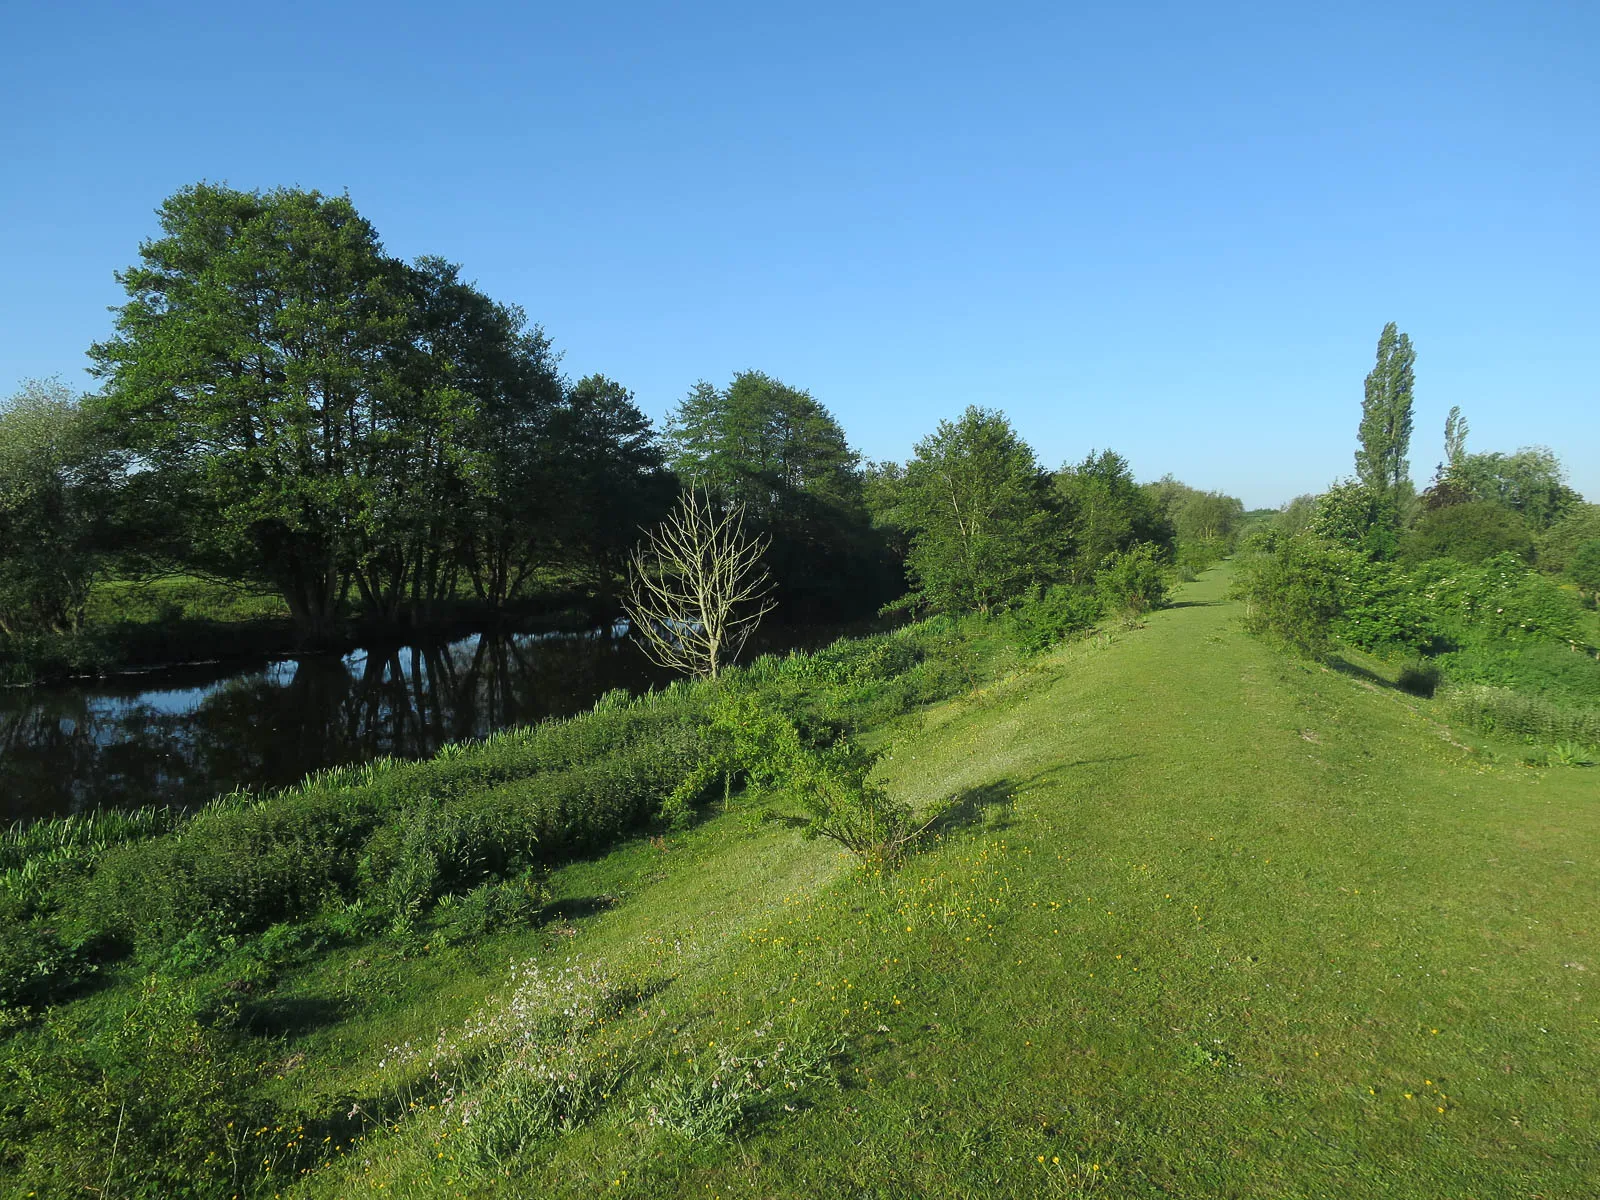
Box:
8;564;1597;1198
263;566;1599;1197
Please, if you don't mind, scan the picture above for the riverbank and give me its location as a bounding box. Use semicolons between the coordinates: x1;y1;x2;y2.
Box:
4;567;1596;1197
0;574;615;686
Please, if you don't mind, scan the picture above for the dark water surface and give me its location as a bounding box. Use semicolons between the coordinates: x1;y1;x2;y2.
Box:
0;625;687;824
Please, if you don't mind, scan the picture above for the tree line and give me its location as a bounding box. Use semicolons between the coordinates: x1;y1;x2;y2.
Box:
0;183;1245;658
1268;321;1596;584
1235;322;1598;742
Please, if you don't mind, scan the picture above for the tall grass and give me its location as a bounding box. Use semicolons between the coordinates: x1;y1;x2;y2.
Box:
0;807;179;872
1441;683;1600;748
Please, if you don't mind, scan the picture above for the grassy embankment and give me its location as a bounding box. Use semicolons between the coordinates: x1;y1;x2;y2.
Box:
6;564;1598;1197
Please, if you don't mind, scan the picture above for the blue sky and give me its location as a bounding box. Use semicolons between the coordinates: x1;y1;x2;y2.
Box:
3;0;1594;508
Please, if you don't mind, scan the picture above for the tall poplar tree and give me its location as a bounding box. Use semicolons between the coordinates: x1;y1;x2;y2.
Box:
1443;405;1469;468
1354;322;1416;495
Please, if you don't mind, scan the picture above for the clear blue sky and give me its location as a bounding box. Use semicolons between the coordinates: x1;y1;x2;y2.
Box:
3;0;1595;508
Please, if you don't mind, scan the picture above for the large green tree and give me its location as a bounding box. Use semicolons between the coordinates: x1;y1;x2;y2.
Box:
665;371;888;619
87;184;628;636
665;371;860;514
549;374;671;606
1355;322;1416;496
1308;479;1399;559
1055;450;1173;584
1446;448;1579;531
89;184;412;639
1400;500;1536;566
895;406;1064;615
1537;503;1600;575
408;259;567;613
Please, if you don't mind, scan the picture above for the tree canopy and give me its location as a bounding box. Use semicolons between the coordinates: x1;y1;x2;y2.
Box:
665;371;889;620
1056;450;1172;583
86;183;660;639
1445;448;1579;532
0;381;118;635
893;406;1064;615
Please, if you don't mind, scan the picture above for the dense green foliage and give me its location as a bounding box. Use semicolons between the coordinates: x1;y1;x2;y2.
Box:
1055;449;1174;583
1570;539;1600;606
889;407;1064;615
1241;342;1595;752
665;371;892;620
1400;499;1534;565
0;381;119;636
1538;503;1600;575
85;185;668;639
1231;532;1347;658
1438;447;1579;531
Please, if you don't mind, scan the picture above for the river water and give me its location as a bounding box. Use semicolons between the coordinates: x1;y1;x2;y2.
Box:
0;625;686;824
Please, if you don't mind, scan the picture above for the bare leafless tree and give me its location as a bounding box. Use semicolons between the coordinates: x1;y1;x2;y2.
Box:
624;486;776;679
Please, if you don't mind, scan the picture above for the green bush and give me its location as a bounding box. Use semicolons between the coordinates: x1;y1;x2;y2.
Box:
0;975;261;1198
433;870;549;942
1570;539;1600;606
1397;660;1441;698
1412;554;1587;649
78;787;382;952
0;921;95;1011
1536;504;1600;574
1438;640;1600;702
1009;585;1102;654
1232;535;1346;659
1333;555;1435;655
688;688;921;864
1401;501;1535;566
1095;542;1169;618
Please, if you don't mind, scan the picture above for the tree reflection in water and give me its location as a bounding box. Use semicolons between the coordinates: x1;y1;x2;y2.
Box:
0;625;674;823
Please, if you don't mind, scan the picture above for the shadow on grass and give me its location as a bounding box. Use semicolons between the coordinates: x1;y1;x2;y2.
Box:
1326;654;1402;692
929;779;1018;834
1164;600;1218;610
1027;755;1140;782
538;894;618;923
238;994;348;1038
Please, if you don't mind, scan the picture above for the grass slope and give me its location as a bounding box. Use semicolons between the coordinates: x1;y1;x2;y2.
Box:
217;567;1600;1196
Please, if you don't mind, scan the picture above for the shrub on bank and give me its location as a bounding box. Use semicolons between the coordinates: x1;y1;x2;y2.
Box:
1007;586;1102;654
1232;534;1346;659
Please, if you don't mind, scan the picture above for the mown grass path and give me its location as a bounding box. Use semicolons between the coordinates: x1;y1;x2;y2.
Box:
311;565;1598;1199
675;566;1597;1198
